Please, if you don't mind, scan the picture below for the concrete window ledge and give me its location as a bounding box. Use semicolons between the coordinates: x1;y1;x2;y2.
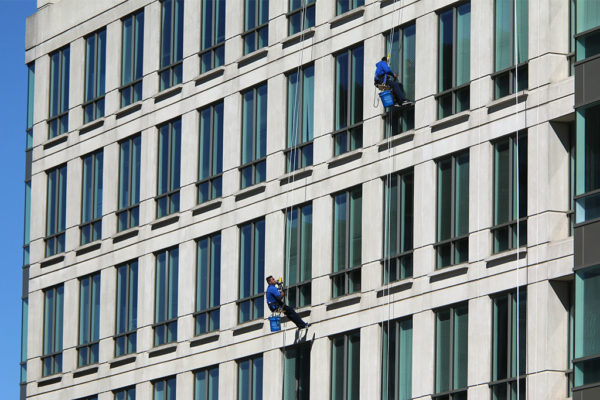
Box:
190;332;220;347
153;84;183;103
148;342;178;358
112;227;139;244
430;110;470;132
487;90;528;113
75;241;102;257
73;365;98;378
377;131;414;152
326;293;361;311
485;248;527;268
194;66;225;86
150;213;180;230
78;118;105;136
37;375;62;387
237;48;268;68
232;320;264;336
280;167;313;185
428;264;468;283
109;354;136;368
235;182;267;202
327;149;362;169
281;28;315;48
42;133;68;150
116;101;142;119
192;199;222;216
282;309;311;324
376;279;413;298
329;6;365;27
40;254;65;268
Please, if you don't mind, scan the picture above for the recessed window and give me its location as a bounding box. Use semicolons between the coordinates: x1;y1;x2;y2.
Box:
83;29;106;123
80;150;103;245
42;285;64;376
159;0;184;91
45;165;67;257
115;260;138;357
334;44;363;156
200;0;225;73
286;65;314;172
434;303;468;399
198;102;224;203
238;219;265;323
243;0;268;55
195;365;219;400
336;0;364;16
195;233;221;335
153;376;176;400
288;0;315;36
121;10;144;107
331;330;360;399
240;84;267;189
77;273;100;367
117;135;141;231
156;119;181;218
238;355;263;400
284;203;312;308
154;247;178;346
283;343;310;400
381;318;412;400
48;46;70;138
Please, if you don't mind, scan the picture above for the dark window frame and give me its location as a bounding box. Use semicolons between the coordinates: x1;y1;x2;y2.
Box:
330;329;361;400
115;260;138;357
45;165;67;258
381;317;413;400
159;0;184;91
242;0;269;55
287;0;316;36
48;46;70;139
42;285;63;377
83;28;106;124
285;64;314;173
240;83;268;189
153;247;179;347
195;232;221;335
200;0;226;73
117;134;141;232
283;342;311;400
120;9;144;108
197;101;224;203
336;0;364;16
156;118;181;219
153;375;177;400
113;386;136;400
77;273;101;368
195;364;219;400
237;354;263;400
284;202;312;309
80;149;103;246
237;218;265;324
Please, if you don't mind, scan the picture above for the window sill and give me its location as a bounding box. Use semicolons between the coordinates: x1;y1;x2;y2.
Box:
37;375;62;387
327;149;362;169
109;354;136;368
430;110;470;132
73;364;98;378
112;227;139;244
194;66;225;86
326;292;361;311
485;248;527;268
148;342;177;358
281;27;315;48
153;83;183;103
192;199;222;216
40;254;65;268
190;332;220;347
487;90;528;113
75;241;102;256
376;279;413;298
329;6;365;28
377;130;414;152
232;320;264;336
78;118;104;136
150;213;180;230
237;48;268;68
116;101;143;119
42;134;68;150
235;182;267;202
428;264;469;283
279;166;313;185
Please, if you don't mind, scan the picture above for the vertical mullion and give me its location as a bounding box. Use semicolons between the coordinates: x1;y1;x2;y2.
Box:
450;156;457;257
507;293;513;381
344;335;348;400
345;192;350;293
250;222;255;305
449;308;455;392
395;321;400;400
207;236;212;310
253;88;257;169
130;19;135;86
58;50;63;117
297;207;302;285
209;105;214;183
346;50;351;148
128;138;133;207
170;0;176;68
87;277;92;345
508;137;514;247
125;264;130;333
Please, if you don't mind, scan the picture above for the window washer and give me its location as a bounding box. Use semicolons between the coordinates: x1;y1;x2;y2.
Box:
265;275;309;329
374;56;410;107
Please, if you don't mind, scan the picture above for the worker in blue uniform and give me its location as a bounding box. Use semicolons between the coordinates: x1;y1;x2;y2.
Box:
374;56;409;106
266;275;309;329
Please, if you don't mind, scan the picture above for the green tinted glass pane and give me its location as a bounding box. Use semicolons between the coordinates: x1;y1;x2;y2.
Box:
435;309;450;393
495;0;511;71
454;305;469;389
456;4;471;86
455;151;469;237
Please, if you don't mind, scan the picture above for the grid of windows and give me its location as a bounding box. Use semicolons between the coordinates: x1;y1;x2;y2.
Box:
283;342;311;400
154;248;179;346
434;303;468;399
121;10;144;108
383;169;414;283
381;318;412;400
159;0;184;91
48;46;70;138
241;84;267;189
334;45;364;156
78;273;100;367
42;285;64;377
286;64;314;172
436;151;469;268
153;376;176;400
80;150;103;245
331;330;360;400
45;165;67;257
288;0;315;36
336;0;364;16
114;387;136;400
115;260;138;357
238;355;263;400
195;233;221;335
198;102;224;203
238;219;265;323
118;135;141;231
83;29;106;123
243;0;268;55
284;203;312;309
200;0;225;73
332;187;362;298
195;365;219;400
157;119;181;218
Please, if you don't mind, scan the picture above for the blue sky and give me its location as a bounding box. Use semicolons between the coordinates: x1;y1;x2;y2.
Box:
0;0;37;397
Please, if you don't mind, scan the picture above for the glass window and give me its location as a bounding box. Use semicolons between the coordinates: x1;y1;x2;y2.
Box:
195;365;219;400
26;62;35;148
437;3;470;119
285;203;312;308
45;165;67;257
436;150;469;268
115;260;138;357
574;266;600;387
81;150;103;245
332;187;361;298
288;0;315;36
118;135;141;232
154;376;176;400
48;46;70;138
238;219;265;323
23;180;31;266
196;233;221;335
238;355;263;400
381;318;412;400
78;273;100;367
575;0;600;61
42;285;64;376
121;10;144;108
157;119;181;218
331;330;360;400
568;122;575;235
20;298;28;383
575;104;600;223
490;289;526;398
240;83;267;189
160;0;184;91
154;247;179;346
283;342;310;400
286;64;314;172
383;169;414;283
493;0;528;99
493;133;527;253
84;29;106;123
334;44;363;156
200;0;225;73
336;0;364;16
198;102;224;203
384;24;415;137
567;281;575;396
114;386;136;400
243;0;269;55
434;304;468;399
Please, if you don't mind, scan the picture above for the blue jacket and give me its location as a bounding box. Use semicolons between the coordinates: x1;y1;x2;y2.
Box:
266;284;283;310
375;60;394;83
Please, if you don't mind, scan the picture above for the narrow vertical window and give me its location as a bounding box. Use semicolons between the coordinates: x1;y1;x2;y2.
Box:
568;122;575;236
284;203;312;308
153;376;176;400
45;165;67;257
493;0;528;99
332;187;362;298
243;0;268;55
198;102;224;203
195;233;221;335
286;64;314;172
23;180;31;266
574;267;600;387
238;219;265;323
115;260;138;357
437;3;470;119
334;44;364;156
48;46;70;138
114;387;136;400
381;318;412;400
331;330;360;400
336;0;364;16
567;281;575;396
434;304;468;399
154;247;179;346
200;0;225;73
283;342;310;400
160;0;184;91
81;150;103;245
493;133;527;253
121;10;144;108
20;298;28;383
118;135;141;231
195;365;219;400
575;104;600;223
490;289;526;398
157;119;181;218
383;169;414;283
26;62;35;148
238;355;263;400
384;24;415;137
436;150;469;268
42;285;64;376
78;273;101;367
83;29;106;123
240;83;267;189
288;0;315;36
